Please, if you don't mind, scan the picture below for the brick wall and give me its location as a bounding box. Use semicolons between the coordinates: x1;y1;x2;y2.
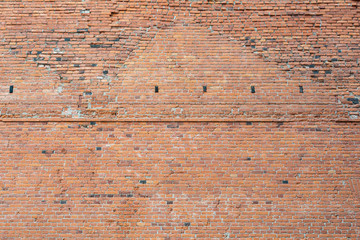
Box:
0;0;359;239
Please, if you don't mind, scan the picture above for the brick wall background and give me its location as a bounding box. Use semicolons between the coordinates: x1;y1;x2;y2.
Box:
0;0;359;239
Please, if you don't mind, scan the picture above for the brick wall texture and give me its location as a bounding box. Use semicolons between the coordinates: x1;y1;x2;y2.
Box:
0;0;359;239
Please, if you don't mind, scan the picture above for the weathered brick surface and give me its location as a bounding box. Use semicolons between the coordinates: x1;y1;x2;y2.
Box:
0;0;359;239
0;122;359;239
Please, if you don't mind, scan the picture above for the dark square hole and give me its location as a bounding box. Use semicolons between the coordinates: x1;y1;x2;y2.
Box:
155;86;159;93
299;86;304;93
251;86;255;93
